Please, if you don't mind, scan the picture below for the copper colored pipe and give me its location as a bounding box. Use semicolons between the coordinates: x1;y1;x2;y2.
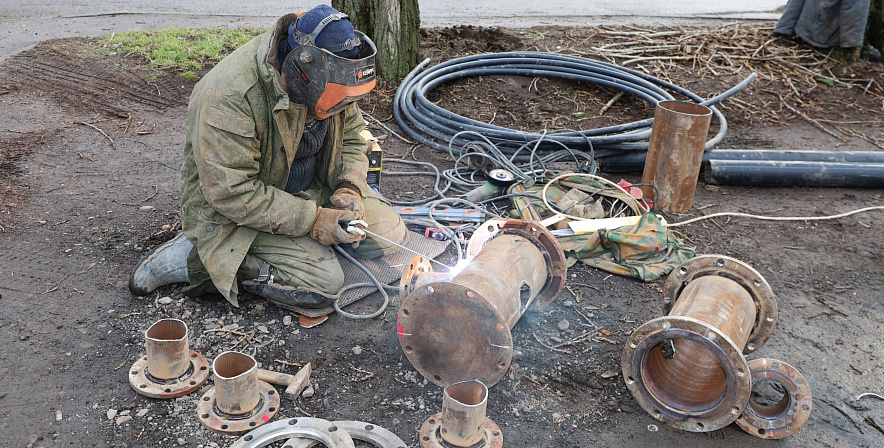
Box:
622;255;778;432
213;352;260;415
441;381;489;447
145;319;190;380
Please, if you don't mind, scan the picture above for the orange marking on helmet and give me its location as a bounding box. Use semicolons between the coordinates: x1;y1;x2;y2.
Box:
314;81;376;119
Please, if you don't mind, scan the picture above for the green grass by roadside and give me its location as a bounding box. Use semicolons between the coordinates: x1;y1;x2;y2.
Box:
97;27;264;81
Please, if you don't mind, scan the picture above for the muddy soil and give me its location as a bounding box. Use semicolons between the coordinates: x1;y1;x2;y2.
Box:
1;24;883;448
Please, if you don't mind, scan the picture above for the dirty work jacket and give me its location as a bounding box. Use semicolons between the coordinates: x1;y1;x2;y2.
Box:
179;14;371;306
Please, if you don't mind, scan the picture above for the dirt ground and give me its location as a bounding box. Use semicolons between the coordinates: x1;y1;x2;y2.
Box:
0;23;883;448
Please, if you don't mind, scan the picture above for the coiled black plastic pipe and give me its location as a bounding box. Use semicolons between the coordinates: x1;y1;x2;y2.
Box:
394;52;756;159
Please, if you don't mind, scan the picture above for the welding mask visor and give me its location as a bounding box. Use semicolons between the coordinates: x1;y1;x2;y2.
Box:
282;30;377;119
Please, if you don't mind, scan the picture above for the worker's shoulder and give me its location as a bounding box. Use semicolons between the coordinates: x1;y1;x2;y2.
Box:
191;38;265;108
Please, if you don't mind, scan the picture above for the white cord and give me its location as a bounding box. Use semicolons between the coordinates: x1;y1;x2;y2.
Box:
668;206;884;228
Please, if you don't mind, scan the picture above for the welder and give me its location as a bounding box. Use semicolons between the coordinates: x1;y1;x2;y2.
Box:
128;5;406;310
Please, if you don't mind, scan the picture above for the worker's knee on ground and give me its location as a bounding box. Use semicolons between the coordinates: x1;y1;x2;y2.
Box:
269;253;345;294
240;233;346;295
353;195;406;259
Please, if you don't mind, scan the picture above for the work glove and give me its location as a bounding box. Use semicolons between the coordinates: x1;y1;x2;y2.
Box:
330;187;365;221
310;207;365;246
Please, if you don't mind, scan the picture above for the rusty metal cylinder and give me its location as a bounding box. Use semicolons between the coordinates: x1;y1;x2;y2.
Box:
399;219;566;387
622;255;778;432
145;319;190;380
641;100;713;212
213;352;260;415
441;380;489;446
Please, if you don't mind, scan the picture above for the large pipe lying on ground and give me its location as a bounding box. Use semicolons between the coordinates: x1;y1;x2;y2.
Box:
601;149;884;188
398;219;566;387
622;255;778;432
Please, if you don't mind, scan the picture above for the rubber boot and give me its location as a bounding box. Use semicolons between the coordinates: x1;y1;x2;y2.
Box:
241;280;335;310
128;233;193;296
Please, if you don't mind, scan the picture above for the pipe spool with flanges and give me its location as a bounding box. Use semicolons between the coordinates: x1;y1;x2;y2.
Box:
398;219;566;387
420;380;503;448
128;319;211;399
197;351;281;435
621;255;780;432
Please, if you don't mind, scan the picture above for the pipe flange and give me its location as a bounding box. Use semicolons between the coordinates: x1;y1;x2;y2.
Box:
400;255;435;299
282;420;408;448
128;350;211;399
621;315;751;432
197;380;281;435
663;255;777;354
228;417;355;448
735;358;812;439
399;282;514;387
419;412;503;448
466;219;566;308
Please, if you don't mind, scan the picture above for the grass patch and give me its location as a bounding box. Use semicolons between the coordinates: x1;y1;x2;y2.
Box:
99;27;264;81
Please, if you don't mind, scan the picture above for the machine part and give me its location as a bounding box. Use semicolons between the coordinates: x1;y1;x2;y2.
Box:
641;100;713;213
622;255;778;432
282;421;408;448
398;219;566;387
662;255;778;353
128;319;210;399
255;363;312;401
600;149;884;174
735;358;812;439
394;53;756;160
704;159;884;188
395;206;486;223
420;381;503;448
461;181;504;203
198;352;280;435
228;417;355;448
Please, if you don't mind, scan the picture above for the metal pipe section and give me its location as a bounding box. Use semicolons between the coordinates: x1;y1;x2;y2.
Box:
213;352;261;415
622;255;778;432
145;319;190;380
641;100;713;212
705;160;884;188
735;358;812;439
441;381;489;447
398;219;566;387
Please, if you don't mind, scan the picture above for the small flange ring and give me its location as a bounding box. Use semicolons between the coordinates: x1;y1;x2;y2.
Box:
128;350;210;399
419;412;503;448
621;315;751;432
735;358;812;439
400;255;434;299
663;255;777;354
282;420;408;448
197;380;280;435
228;417;356;448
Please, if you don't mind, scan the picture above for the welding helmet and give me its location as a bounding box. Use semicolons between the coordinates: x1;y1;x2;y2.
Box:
282;10;377;119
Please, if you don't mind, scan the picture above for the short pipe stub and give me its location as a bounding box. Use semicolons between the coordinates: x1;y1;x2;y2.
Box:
735;358;812;439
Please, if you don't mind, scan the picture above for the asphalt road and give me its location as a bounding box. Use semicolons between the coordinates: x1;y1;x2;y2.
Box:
0;0;787;62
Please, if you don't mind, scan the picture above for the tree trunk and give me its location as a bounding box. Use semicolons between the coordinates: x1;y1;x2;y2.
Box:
868;0;883;53
333;0;420;83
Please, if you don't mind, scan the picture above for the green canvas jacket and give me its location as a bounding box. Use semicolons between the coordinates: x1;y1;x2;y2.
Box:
180;14;371;306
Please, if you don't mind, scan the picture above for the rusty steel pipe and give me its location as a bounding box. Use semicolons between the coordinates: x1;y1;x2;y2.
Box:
735;358;812;439
420;380;503;448
398;219;566;387
641;100;713;212
622;255;778;432
145;318;190;380
213;351;261;415
441;380;489;446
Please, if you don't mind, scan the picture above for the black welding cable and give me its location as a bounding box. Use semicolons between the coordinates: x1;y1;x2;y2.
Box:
394;52;756;159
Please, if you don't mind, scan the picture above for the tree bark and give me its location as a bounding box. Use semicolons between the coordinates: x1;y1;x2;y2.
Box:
333;0;420;82
868;0;883;53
